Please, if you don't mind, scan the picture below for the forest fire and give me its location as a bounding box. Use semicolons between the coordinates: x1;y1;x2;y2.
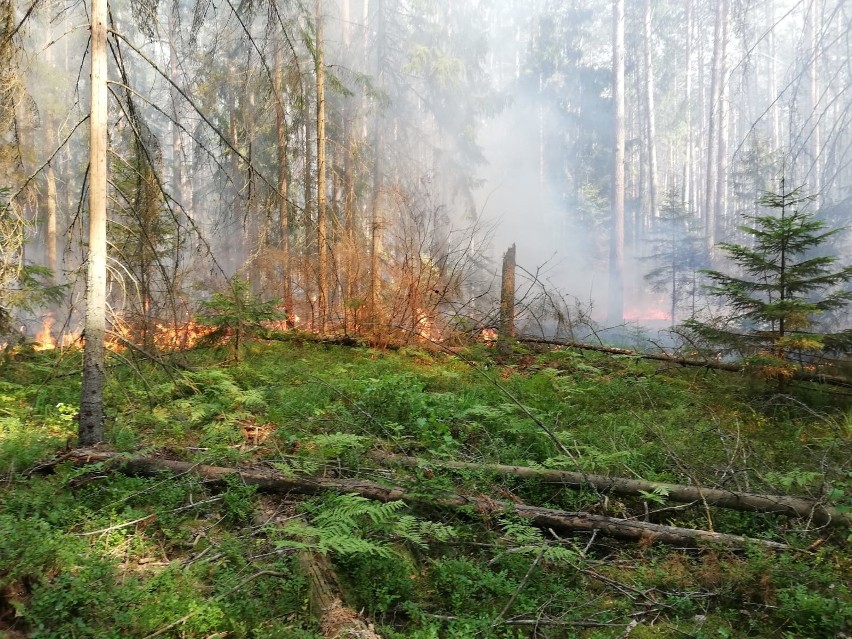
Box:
623;307;672;323
33;318;56;351
106;319;214;351
414;309;439;342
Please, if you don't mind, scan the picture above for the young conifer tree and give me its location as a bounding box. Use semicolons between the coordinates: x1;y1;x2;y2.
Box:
685;185;852;376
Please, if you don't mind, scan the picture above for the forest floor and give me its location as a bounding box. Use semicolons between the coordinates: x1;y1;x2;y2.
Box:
0;334;850;638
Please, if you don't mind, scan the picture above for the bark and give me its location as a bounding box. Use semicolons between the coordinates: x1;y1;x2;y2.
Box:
498;244;516;356
66;451;791;550
303;89;314;327
608;0;625;324
273;42;293;322
315;0;328;333
299;551;383;639
79;0;108;445
45;162;57;279
370;452;849;527
517;336;852;388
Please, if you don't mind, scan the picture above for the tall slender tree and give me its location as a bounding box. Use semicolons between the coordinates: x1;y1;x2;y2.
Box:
315;0;328;332
608;0;625;324
79;0;108;445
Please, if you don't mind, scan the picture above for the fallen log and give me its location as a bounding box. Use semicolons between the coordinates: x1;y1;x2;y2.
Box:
369;452;849;527
299;551;382;639
518;336;852;388
65;450;790;550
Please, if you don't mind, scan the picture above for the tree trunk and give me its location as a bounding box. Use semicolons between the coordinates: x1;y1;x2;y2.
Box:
498;244;516;356
368;0;385;326
342;0;357;333
608;0;625;324
315;0;328;333
704;0;729;255
643;0;658;221
685;0;694;213
79;0;108;445
274;42;293;323
807;0;822;204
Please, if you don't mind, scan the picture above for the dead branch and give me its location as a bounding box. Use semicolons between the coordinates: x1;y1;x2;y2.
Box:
369;451;848;527
518;336;852;388
66;450;792;550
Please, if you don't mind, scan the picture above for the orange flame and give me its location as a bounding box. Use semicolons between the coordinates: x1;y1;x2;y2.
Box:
34;317;56;351
106;318;214;352
415;308;439;342
480;328;498;343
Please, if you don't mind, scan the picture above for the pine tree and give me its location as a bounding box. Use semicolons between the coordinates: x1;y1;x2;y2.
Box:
684;185;852;378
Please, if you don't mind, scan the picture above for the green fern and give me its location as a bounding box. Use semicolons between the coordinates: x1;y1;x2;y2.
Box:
272;494;455;559
498;516;578;566
302;433;369;459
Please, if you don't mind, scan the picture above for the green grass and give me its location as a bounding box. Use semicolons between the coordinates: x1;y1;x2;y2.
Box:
0;337;849;638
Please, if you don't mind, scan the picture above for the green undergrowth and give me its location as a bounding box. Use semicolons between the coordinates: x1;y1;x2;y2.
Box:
0;336;850;637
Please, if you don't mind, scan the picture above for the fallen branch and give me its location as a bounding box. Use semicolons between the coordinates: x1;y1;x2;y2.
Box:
67;450;791;550
518;336;852;388
369;452;849;527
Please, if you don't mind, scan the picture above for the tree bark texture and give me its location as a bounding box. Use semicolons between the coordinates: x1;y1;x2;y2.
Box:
79;0;108;445
66;451;792;550
299;551;383;639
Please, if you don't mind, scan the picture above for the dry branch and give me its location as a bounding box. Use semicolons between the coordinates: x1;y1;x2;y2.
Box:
67;450;791;550
369;452;849;527
518;336;852;388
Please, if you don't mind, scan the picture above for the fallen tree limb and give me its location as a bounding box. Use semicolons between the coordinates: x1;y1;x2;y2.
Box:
518;336;852;388
369;452;849;527
66;450;791;550
299;551;382;639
